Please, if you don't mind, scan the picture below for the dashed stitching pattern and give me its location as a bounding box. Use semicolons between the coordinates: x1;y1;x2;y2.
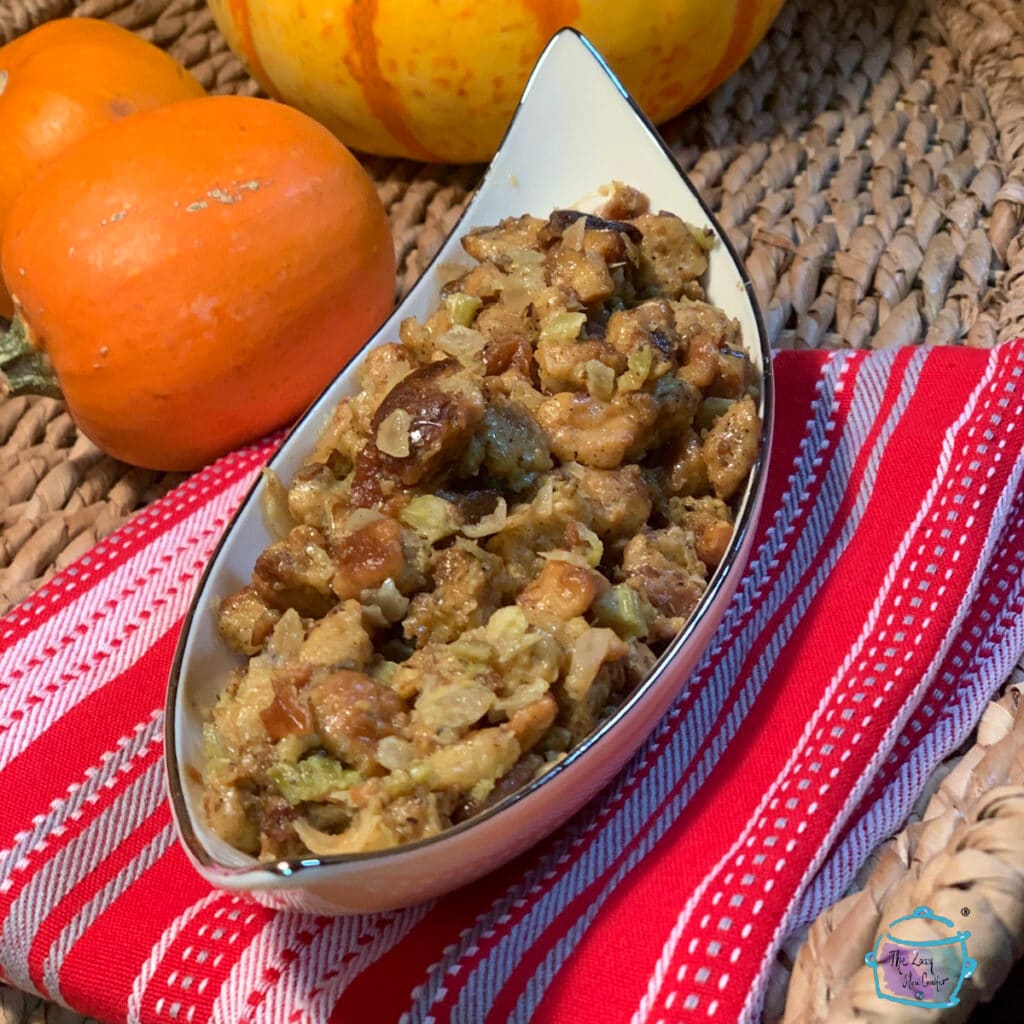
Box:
0;518;231;734
652;352;1019;1016
423;355;852;1020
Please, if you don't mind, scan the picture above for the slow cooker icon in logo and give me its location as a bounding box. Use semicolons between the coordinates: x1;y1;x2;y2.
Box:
865;905;976;1009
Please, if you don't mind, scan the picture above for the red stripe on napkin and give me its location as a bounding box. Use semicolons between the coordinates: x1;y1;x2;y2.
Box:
0;632;176;852
1;344;1022;1024
59;850;241;1023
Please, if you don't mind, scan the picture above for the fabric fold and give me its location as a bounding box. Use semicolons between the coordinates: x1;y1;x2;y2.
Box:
1;343;1022;1024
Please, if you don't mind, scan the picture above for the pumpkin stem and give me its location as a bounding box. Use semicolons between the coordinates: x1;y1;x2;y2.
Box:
0;316;62;400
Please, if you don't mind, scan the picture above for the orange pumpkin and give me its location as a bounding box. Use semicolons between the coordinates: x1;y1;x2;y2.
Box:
1;95;396;471
206;0;785;162
0;18;206;319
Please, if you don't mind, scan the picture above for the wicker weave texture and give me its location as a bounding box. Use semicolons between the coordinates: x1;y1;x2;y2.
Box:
2;0;1024;611
769;666;1024;1023
0;0;1023;1021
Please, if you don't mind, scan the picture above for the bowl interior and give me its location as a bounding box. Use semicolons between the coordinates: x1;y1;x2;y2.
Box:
167;28;773;878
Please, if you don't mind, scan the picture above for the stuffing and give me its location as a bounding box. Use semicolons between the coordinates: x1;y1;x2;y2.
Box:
204;187;761;859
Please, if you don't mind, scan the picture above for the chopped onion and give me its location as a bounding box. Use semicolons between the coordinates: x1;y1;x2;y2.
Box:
437;325;488;366
619;230;640;266
461;497;507;538
376;735;415;771
535;477;554;516
584;359;616;402
546;520;603;568
361;578;409;625
686;222;716;251
294;812;399;856
416;680;496;731
498;283;532;315
342;507;385;533
399;494;460;543
444;291;482;327
561;216;586;252
259;468;293;539
575;523;604;567
539;311;586;344
564;627;628;701
376;408;411;457
505;245;545;265
539;548;591;569
266;608;304;658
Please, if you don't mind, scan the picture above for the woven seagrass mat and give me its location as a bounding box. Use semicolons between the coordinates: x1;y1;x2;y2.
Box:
2;0;1024;1021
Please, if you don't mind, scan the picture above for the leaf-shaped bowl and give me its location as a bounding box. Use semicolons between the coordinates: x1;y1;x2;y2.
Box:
166;28;774;915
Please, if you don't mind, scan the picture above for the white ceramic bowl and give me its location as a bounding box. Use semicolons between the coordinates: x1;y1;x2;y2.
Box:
165;28;774;915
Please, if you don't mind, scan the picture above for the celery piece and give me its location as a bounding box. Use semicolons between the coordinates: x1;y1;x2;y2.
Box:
585;359;616;402
696;396;735;431
685;223;717;251
592;584;649;640
399;494;460;543
444;292;483;328
268;754;361;805
539;311;586;344
617;347;654;393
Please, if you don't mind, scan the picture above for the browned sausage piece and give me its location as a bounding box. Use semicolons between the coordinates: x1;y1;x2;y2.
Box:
404;542;508;647
217;585;281;655
307;670;407;776
516;559;606;622
461;214;546;265
702;395;761;501
635;212;709;299
349;360;487;505
475;304;536;377
252;526;335;617
606;299;680;378
331;516;405;601
576;465;653;541
545;247;616;306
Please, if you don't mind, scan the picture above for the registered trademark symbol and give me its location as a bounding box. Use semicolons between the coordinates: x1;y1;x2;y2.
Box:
961;907;970;917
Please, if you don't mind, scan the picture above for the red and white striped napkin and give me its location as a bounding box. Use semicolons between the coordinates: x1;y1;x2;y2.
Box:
1;342;1023;1024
